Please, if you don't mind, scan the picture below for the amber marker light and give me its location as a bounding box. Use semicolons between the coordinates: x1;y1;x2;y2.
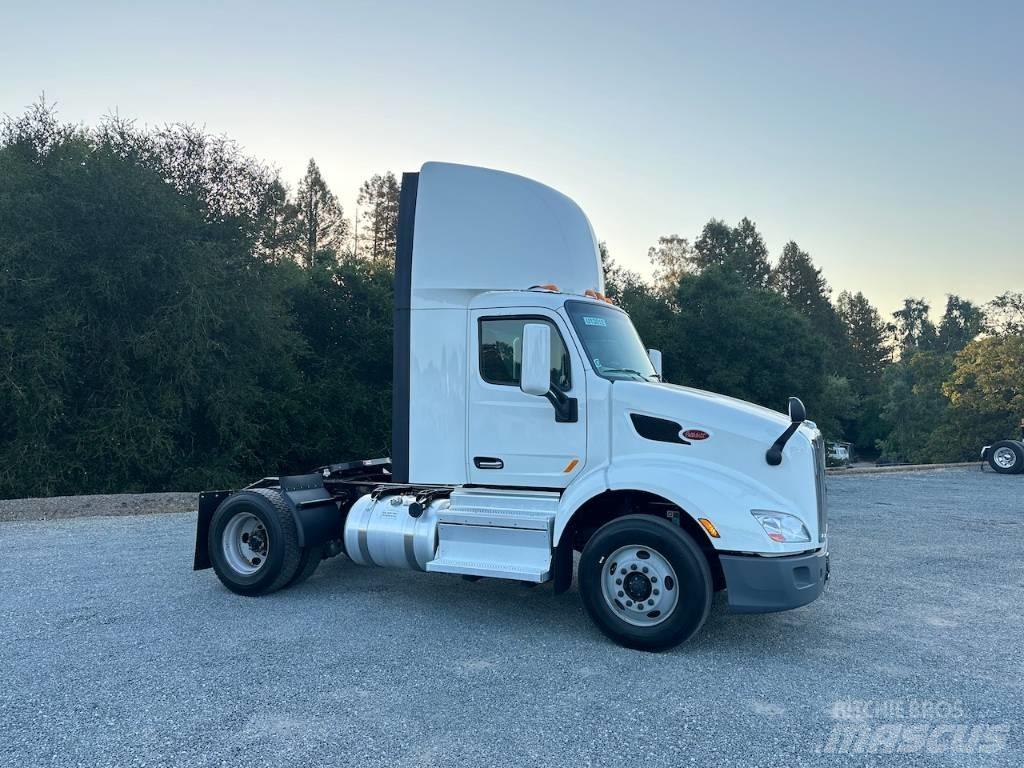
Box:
698;518;721;538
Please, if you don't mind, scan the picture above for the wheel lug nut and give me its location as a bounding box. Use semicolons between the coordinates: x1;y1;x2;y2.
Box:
653;589;660;595
626;600;633;607
630;564;637;570
651;576;658;583
647;599;654;606
642;566;649;573
618;590;624;597
615;578;622;585
620;568;627;575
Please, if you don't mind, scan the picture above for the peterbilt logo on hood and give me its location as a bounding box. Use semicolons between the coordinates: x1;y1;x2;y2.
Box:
681;429;710;441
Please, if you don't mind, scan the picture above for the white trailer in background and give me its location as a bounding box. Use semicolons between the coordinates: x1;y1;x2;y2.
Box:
193;162;829;651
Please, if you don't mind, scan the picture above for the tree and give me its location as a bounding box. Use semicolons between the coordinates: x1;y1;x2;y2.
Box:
296;159;348;268
647;235;691;293
357;172;401;262
936;295;986;354
986;291;1024;336
0;104;307;496
811;375;860;442
692;219;733;271
892;298;937;355
668;266;825;411
772;242;830;317
691;217;771;289
728;217;772;289
837;291;891;391
877;351;953;463
772;241;849;374
942;335;1024;449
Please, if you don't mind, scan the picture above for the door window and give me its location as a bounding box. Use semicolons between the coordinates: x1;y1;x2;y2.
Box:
479;318;571;390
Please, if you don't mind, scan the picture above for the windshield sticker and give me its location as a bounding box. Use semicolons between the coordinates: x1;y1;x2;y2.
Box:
583;316;607;327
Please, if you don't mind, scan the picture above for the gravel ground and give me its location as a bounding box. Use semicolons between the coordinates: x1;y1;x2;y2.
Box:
0;491;196;522
1;468;1021;767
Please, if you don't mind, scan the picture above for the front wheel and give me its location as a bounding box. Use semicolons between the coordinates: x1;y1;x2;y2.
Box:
578;514;712;651
988;440;1024;475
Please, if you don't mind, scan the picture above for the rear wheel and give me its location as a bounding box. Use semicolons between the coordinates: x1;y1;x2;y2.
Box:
288;545;324;587
578;514;712;651
208;489;302;596
988;440;1024;475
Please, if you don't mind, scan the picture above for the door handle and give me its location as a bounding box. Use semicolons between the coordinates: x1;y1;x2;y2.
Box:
474;457;504;470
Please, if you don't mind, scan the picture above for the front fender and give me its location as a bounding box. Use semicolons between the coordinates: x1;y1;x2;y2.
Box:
555;456;813;555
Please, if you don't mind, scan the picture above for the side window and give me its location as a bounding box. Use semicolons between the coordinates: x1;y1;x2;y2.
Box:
479;318;571;390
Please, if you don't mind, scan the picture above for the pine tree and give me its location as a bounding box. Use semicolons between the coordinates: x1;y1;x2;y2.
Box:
728;217;772;289
837;291;890;390
936;295;986;353
357;172;401;262
692;219;733;272
295;159;347;268
691;217;771;289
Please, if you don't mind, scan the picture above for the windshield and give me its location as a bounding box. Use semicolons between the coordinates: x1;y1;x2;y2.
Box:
565;300;658;381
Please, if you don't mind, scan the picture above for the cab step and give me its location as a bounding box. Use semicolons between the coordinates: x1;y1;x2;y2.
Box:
425;489;559;582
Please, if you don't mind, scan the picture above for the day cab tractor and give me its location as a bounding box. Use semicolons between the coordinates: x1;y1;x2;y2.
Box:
192;162;830;651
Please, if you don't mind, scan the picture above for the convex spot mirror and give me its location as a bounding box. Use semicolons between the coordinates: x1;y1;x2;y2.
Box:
788;396;807;423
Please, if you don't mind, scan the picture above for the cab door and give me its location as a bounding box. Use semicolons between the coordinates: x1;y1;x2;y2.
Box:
467;309;587;488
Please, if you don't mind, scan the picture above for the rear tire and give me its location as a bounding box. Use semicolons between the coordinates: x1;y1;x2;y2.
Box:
288;545;324;587
208;489;302;596
988;440;1024;475
578;514;712;651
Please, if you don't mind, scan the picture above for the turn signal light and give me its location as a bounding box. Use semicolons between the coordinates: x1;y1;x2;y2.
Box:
698;518;720;538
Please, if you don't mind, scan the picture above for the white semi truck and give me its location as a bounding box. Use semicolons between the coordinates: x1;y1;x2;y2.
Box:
193;162;829;651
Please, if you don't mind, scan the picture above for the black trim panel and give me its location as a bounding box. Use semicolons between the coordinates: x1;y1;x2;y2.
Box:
391;171;419;484
629;414;691;445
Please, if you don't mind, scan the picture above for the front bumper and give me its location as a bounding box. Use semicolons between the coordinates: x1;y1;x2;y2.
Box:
720;548;829;614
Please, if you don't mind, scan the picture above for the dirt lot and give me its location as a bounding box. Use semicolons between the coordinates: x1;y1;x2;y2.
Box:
1;468;1021;767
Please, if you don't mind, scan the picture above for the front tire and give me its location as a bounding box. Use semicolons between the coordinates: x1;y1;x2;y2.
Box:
988;440;1024;475
208;489;302;596
578;514;712;651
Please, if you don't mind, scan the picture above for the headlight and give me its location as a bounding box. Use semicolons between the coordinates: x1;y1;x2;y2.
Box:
751;510;811;543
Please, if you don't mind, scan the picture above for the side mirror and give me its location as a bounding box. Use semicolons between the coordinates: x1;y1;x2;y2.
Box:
647;349;663;379
519;323;552;397
788;397;807;423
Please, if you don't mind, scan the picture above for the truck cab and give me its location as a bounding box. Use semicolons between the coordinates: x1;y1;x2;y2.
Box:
194;162;829;651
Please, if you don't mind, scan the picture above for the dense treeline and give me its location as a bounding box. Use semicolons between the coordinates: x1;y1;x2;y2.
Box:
1;103;1020;497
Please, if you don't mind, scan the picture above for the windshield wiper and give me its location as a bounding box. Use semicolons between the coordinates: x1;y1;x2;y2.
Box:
600;368;655;382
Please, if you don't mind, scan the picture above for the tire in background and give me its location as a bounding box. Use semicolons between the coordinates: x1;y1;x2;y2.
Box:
988;440;1024;475
578;514;712;652
208;488;302;596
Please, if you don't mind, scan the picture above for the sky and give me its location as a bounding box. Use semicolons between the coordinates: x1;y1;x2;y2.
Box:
2;0;1021;316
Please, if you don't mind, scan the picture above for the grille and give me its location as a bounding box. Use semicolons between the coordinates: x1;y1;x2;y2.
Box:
812;436;828;542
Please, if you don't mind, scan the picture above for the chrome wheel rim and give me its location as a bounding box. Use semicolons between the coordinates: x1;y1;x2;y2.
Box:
222;512;269;575
601;545;679;627
994;447;1017;469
